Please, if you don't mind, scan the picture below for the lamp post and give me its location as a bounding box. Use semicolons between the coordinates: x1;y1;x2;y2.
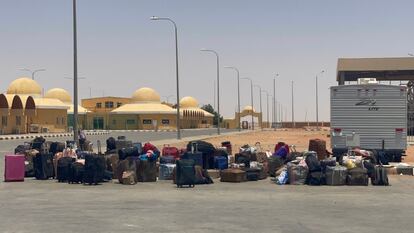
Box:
20;68;46;80
291;81;295;128
224;66;241;131
72;0;79;142
273;74;279;129
150;16;181;139
262;90;270;128
242;77;254;130
315;70;325;130
200;48;220;135
254;85;262;130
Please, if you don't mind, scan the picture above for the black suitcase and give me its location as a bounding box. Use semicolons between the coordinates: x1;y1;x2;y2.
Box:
160;155;176;164
83;154;106;185
347;167;369;186
182;152;203;167
235;153;251;168
14;143;31;155
50;142;66;155
68;162;85;184
57;157;76;182
118;147;139;160
307;171;323;186
33;153;54;180
137;160;157;182
371;166;389;186
244;168;260;181
176;159;196;188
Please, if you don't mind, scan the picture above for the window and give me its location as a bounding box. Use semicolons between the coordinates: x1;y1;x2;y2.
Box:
56;117;60;125
202;120;207;124
117;102;122;107
96;102;102;109
126;119;136;125
1;116;6;126
16;116;21;126
62;117;65;125
142;119;152;125
105;101;114;108
112;119;116;125
162;119;170;125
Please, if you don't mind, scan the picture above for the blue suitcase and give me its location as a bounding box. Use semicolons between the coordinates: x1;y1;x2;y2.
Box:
182;152;203;167
214;156;228;170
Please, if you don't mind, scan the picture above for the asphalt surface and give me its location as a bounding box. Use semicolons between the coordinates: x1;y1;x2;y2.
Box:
0;176;413;233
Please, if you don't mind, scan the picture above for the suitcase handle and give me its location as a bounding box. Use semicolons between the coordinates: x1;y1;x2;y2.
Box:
191;142;198;153
97;140;102;155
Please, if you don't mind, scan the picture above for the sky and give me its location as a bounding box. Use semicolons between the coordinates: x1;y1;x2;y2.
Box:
1;0;414;121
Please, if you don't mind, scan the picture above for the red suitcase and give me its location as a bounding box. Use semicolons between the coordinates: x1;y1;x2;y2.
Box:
4;154;25;182
162;144;180;159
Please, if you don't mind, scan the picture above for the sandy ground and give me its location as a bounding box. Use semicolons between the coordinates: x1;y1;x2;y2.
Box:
170;128;414;162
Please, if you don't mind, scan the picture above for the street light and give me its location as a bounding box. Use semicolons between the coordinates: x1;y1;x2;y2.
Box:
262;90;270;129
291;81;295;128
224;66;241;131
254;84;263;130
200;48;221;135
315;70;325;130
273;74;279;129
72;0;79;142
242;77;254;130
150;16;181;140
20;68;46;80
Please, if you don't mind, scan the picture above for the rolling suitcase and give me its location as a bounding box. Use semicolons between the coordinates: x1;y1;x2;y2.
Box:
83;154;105;185
268;156;284;177
57;157;76;182
137;160;157;182
220;169;246;183
214;156;228;170
68;162;85;184
116;157;138;184
160;156;176;164
159;164;176;180
325;166;347;186
371;166;389;186
244;168;260;181
287;162;308;185
4;155;25;182
182;151;203;167
33;153;54;180
347;167;369;186
162;144;180;159
24;149;38;177
118;147;139;160
175;159;196;188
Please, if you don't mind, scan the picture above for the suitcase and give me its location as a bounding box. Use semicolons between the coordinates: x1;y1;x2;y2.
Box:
33;153;54;180
268;156;284;177
235;153;251;168
207;169;220;179
325;166;347;186
162;144;180;159
159;163;176;180
187;141;215;169
160;156;176;164
287;162;308;185
137;160;157;182
24;149;38;177
116;157;138;183
121;171;137;185
396;166;414;176
258;164;268;180
308;139;327;160
182;151;203;167
4;155;25;182
49;142;66;155
320;158;336;173
15;143;31;155
220;169;246;183
307;171;323;186
83;154;106;185
57;157;76;182
214;156;228;170
105;154;119;179
347;167;369;186
244;168;260;181
194;165;213;185
176;159;196;188
372;166;389;186
132;142;143;155
68;162;84;184
305;151;321;172
115;140;133;150
118;147;139;160
221;141;232;155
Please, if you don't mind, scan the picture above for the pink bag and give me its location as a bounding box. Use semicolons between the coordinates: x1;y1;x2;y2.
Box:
4;154;25;182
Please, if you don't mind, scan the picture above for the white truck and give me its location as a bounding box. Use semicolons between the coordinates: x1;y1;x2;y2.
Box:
330;82;407;162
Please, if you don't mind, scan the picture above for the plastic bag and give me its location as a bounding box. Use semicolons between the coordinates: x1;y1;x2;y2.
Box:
276;170;288;185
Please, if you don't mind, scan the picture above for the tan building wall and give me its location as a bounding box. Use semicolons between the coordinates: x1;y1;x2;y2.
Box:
31;109;68;133
109;114;176;130
82;97;132;113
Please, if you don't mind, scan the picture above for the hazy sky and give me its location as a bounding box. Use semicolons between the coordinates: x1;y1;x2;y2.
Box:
1;0;413;120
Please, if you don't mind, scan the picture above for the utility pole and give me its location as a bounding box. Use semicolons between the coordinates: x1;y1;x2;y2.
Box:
72;0;79;142
291;81;295;128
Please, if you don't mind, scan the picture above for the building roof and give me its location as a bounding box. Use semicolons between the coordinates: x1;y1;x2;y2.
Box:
68;104;89;114
6;77;42;96
111;103;176;115
180;96;199;108
337;57;414;83
243;105;255;112
33;98;69;110
45;88;72;104
132;87;161;103
180;107;214;117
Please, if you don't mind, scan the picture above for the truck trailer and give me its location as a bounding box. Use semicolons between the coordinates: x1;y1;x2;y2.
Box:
330;83;407;162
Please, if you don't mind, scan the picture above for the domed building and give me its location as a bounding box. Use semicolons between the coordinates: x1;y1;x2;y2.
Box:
45;88;89;129
0;77;69;134
109;87;177;130
179;96;214;128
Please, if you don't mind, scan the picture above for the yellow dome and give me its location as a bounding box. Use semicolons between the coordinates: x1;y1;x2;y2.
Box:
131;87;161;103
45;88;72;104
180;96;198;108
7;77;42;95
243;105;255;112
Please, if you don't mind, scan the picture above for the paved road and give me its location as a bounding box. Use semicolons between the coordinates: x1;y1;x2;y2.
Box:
0;175;413;233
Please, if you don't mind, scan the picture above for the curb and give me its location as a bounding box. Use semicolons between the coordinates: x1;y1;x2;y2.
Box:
0;131;110;141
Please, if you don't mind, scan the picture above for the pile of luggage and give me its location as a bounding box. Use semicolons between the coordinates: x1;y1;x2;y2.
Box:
273;139;389;186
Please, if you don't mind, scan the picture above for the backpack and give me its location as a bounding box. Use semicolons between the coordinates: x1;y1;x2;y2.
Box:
304;151;321;172
274;142;289;154
143;142;158;154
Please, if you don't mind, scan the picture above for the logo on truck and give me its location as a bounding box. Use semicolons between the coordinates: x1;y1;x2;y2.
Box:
355;99;379;111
